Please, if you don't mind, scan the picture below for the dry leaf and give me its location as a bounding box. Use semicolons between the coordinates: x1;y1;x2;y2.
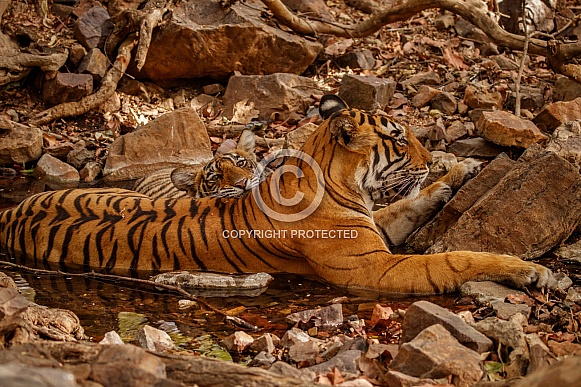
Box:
324;38;354;56
231;99;259;124
443;47;468;69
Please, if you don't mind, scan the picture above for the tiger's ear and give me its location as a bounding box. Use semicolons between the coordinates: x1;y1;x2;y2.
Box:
319;94;348;120
236;130;256;161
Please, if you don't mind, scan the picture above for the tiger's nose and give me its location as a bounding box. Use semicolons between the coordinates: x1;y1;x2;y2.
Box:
234;178;247;188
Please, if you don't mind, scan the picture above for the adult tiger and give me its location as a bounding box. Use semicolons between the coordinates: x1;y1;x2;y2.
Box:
133;130;261;199
0;95;555;293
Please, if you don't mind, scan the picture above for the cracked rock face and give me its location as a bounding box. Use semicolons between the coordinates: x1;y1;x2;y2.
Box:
131;0;322;84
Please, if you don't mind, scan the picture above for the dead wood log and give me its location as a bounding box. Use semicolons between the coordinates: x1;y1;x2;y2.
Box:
260;0;581;80
30;36;137;126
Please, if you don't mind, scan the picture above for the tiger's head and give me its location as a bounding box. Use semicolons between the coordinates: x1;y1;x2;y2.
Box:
171;130;261;198
318;94;431;203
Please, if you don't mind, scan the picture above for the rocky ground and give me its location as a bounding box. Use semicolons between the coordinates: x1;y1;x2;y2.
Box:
1;0;581;385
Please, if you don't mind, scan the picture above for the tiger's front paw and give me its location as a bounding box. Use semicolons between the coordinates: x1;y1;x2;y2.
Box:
506;257;557;289
439;158;483;190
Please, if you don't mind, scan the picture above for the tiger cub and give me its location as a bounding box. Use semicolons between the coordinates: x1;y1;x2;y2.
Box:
134;130;261;199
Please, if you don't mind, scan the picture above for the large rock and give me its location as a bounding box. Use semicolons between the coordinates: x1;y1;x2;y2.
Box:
390;324;483;385
0;125;43;165
408;153;516;252
426;151;581;259
223;73;321;121
132;0;322;83
476;110;548;148
513;356;581;387
103;108;212;181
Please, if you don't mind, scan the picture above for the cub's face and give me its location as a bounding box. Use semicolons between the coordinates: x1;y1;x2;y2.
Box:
319;94;431;201
197;150;260;198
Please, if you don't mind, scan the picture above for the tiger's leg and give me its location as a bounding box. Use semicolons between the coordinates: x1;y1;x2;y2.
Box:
373;159;482;246
303;231;555;293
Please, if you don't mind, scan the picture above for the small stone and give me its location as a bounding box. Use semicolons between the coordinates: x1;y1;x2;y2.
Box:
338;74;396;111
554;272;573;291
201;83;225;95
249;351;276;367
99;331;124;345
491;301;531;320
411;85;441;108
286;303;343;328
464;84;503;109
42;73;93;106
136;325;175;353
525;333;554;374
0;125;43;165
78;48;109;83
390;324;483;384
401;301;492;353
402;72;441;88
460;281;526;305
73;6;114;50
445;121;468;143
281;328;312;348
220;331;254;352
476;110;548;148
306;349;362;375
533;97;581;132
79;161;101;182
249;333;277;354
67;147;95;169
430;92;457;115
447;137;506;158
566;286;581;303
288;340;319;364
370;304;394;327
335;50;376;70
553;76;581;102
33;154;80;189
68;43;87;67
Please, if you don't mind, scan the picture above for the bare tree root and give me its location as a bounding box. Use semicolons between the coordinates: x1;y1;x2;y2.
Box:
260;0;581;78
0;0;67;86
30;36;137;126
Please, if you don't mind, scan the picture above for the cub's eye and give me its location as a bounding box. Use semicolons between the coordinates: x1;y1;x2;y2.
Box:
236;160;247;167
396;138;408;146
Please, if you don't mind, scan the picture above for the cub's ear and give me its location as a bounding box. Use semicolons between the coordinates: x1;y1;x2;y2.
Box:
171;166;201;196
236;130;257;161
319;94;348;120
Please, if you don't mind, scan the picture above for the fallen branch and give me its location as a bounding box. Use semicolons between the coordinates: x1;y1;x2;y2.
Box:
259;0;581;77
0;261;259;330
29;35;138;126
